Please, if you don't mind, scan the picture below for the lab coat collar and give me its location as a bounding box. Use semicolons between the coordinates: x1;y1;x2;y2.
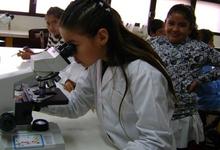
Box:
97;60;117;89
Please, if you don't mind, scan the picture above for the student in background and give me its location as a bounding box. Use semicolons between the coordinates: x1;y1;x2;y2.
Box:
147;19;165;37
198;29;214;48
196;29;220;111
150;4;220;149
41;0;176;149
45;7;65;49
17;7;85;93
17;7;65;59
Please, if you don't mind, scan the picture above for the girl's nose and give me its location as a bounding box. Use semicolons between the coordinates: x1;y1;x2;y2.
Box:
172;25;179;31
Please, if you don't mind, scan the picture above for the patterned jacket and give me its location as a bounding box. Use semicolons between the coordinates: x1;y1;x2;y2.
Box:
150;36;220;119
46;33;64;49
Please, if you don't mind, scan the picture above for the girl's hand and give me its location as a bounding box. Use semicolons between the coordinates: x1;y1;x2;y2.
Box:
64;79;76;92
17;48;34;60
187;80;200;93
22;47;33;53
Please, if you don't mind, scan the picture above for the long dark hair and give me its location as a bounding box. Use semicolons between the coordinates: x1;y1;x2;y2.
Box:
60;0;177;138
166;4;198;40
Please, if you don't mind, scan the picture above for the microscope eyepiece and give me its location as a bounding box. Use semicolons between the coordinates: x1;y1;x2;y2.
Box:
58;43;77;61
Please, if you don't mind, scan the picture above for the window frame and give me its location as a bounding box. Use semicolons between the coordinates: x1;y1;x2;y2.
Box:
200;0;220;4
0;0;44;17
0;0;219;33
0;0;219;16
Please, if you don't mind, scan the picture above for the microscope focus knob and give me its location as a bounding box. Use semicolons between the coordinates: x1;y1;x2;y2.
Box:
0;112;16;132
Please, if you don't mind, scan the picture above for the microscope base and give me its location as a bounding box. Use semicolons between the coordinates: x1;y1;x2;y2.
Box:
0;122;65;150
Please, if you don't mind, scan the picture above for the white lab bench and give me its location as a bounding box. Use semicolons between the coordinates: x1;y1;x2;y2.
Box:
0;47;116;150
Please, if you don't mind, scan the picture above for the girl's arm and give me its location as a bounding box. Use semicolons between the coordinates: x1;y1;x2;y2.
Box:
41;68;94;118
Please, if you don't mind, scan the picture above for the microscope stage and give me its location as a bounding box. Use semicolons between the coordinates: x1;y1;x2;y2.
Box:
0;122;65;150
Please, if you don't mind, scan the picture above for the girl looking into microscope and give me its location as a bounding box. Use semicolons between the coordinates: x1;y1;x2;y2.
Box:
41;0;176;149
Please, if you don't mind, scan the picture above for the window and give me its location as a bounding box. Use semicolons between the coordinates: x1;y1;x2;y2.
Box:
195;1;220;33
111;0;151;25
155;0;191;21
0;0;30;12
36;0;73;14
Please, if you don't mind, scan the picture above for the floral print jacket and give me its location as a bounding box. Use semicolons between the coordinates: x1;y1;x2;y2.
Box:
150;37;220;119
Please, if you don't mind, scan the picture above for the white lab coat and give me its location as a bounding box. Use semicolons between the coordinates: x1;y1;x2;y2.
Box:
58;57;85;85
41;59;176;150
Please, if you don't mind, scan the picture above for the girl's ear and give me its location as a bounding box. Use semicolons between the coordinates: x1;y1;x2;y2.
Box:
96;28;109;46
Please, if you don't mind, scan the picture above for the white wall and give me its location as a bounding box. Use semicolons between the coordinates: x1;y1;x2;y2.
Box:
0;15;46;31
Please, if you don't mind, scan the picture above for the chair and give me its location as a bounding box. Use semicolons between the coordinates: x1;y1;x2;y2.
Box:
198;109;220;149
28;28;49;48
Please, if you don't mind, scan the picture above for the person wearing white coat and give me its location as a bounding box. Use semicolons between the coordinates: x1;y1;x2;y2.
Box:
41;0;177;149
42;59;175;150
